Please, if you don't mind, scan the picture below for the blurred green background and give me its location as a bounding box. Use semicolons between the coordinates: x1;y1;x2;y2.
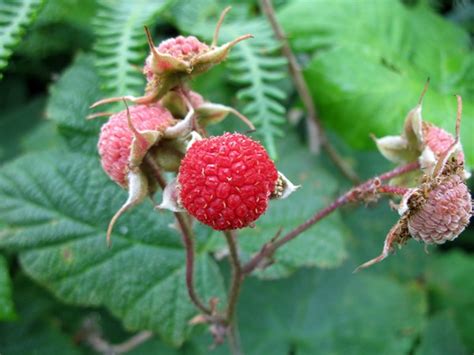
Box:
0;0;473;354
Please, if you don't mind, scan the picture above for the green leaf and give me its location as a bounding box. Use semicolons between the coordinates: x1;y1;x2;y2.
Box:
170;0;289;159
425;251;474;350
279;0;474;166
93;0;172;97
0;96;46;163
0;151;225;346
0;254;16;320
0;0;45;78
235;265;426;355
46;53;103;155
20;121;63;154
416;312;468;355
230;133;347;279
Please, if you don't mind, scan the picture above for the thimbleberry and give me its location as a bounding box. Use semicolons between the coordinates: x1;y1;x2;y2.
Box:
407;173;472;244
178;133;279;230
98;103;174;187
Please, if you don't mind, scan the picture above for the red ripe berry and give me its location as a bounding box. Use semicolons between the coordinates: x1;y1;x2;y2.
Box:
98;103;174;187
178;133;279;230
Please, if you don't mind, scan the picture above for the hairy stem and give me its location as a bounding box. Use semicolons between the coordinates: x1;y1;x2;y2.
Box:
175;212;212;315
259;0;359;183
377;185;410;196
223;230;243;355
224;230;242;323
242;161;420;274
145;155;212;315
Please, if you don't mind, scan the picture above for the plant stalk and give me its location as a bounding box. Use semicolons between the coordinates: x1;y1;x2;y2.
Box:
145;155;212;315
223;230;243;355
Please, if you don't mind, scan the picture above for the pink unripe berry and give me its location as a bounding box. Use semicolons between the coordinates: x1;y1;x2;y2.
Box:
158;36;209;59
423;123;464;163
98;104;174;187
407;174;472;244
178;133;279;230
143;36;209;82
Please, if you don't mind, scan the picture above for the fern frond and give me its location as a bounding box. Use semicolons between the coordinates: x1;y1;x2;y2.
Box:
93;0;172;97
0;0;44;78
225;20;288;158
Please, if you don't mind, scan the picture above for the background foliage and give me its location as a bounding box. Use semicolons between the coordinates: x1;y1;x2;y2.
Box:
0;0;473;354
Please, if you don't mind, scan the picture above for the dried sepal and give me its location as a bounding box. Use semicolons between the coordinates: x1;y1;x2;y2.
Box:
271;172;300;199
354;217;410;272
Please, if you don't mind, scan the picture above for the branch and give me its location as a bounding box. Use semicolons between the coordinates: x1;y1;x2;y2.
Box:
145;155;212;315
259;0;359;183
242;161;420;274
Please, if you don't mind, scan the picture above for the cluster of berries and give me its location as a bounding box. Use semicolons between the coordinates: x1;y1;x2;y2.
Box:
90;8;297;245
90;9;471;269
358;83;472;269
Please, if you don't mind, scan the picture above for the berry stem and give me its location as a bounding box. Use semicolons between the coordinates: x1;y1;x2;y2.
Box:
175;212;213;315
223;230;243;355
259;0;360;184
377;185;410;196
223;230;242;324
242;161;420;274
145;155;212;315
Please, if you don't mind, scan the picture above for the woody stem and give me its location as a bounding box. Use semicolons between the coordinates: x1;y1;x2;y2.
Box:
145;155;212;315
242;161;420;274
